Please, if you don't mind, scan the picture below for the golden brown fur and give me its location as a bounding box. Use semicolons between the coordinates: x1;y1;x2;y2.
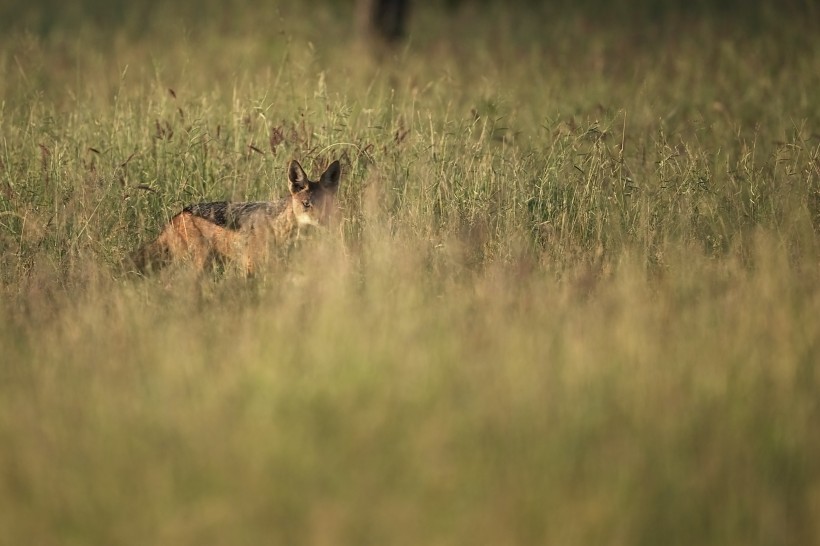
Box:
134;159;341;274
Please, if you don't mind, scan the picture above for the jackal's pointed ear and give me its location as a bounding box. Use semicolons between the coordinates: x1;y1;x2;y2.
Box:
288;160;308;193
320;160;341;190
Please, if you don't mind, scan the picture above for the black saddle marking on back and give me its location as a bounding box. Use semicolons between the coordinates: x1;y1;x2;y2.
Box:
183;201;284;230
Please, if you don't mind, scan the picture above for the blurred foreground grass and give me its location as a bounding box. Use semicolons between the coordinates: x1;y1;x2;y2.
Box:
1;1;819;544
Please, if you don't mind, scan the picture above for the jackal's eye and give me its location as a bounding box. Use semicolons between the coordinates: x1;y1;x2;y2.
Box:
302;200;312;209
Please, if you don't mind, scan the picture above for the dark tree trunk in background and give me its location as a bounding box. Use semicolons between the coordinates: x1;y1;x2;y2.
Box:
357;0;410;44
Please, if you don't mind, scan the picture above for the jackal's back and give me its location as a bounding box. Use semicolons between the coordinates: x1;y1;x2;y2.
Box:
183;200;289;229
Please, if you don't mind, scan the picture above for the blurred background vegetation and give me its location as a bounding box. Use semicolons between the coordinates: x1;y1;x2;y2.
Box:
2;0;818;36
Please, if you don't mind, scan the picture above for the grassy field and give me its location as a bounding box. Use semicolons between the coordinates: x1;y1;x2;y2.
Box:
1;1;819;544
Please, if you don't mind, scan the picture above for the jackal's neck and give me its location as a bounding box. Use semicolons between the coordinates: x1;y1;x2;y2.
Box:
266;200;301;242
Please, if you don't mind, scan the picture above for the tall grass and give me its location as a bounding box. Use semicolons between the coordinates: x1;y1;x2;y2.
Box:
1;2;819;545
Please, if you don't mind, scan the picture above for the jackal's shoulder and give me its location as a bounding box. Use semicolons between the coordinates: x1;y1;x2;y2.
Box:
183;199;289;229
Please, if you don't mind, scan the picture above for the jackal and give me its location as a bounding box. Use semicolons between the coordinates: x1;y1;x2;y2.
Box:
134;159;341;274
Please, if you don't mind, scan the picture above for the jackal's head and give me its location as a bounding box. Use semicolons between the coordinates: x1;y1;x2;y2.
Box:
287;159;342;228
